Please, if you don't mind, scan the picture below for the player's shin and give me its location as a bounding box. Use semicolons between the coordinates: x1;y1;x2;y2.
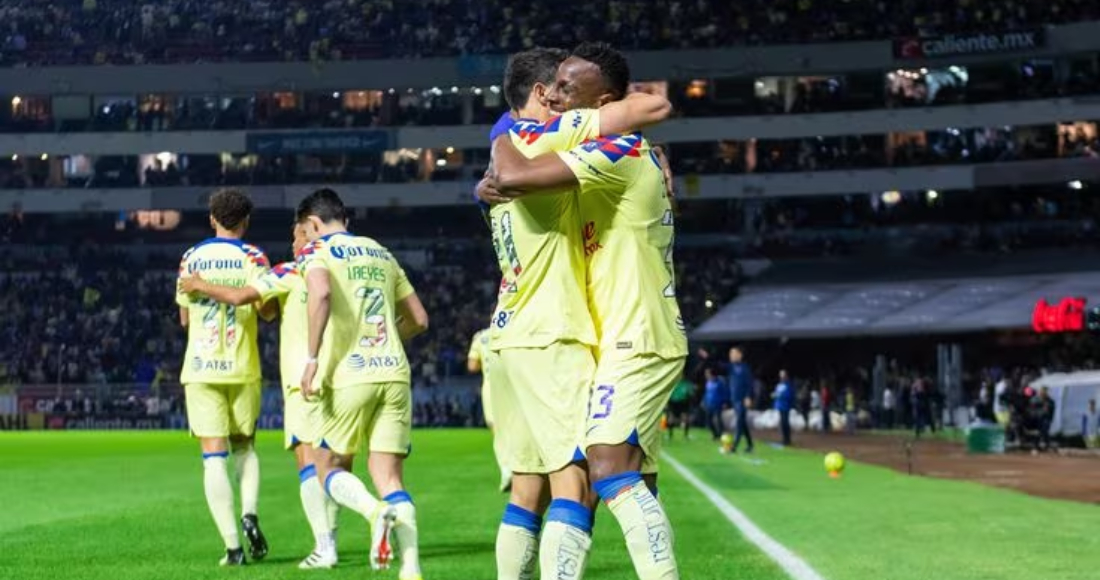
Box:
593;471;679;580
384;491;421;580
323;468;383;518
538;499;592;580
232;440;260;516
298;464;334;551
497;503;541;580
202;451;241;550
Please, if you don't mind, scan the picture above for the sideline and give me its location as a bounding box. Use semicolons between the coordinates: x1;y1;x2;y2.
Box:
664;452;827;580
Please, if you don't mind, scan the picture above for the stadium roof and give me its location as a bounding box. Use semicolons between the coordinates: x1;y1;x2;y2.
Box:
692;272;1100;341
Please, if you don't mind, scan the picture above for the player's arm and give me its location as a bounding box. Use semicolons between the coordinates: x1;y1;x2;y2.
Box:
597;92;672;135
467;335;482;373
178;307;189;328
396;292;429;342
305;268;331;362
393;263;428;341
180;272;262;306
489;136;578;195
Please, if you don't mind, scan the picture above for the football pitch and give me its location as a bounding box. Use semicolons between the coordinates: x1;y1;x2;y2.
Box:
2;430;1097;580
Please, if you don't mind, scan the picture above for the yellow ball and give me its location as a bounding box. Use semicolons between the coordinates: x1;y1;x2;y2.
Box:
824;452;846;474
720;433;733;450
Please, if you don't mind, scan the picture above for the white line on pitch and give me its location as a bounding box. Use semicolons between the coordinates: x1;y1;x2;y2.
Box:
664;453;827;580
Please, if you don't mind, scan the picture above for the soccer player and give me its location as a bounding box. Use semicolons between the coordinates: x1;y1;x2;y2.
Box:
179;222;340;569
468;327;512;492
175;188;271;566
296;188;429;580
480;42;688;579
483;48;673;580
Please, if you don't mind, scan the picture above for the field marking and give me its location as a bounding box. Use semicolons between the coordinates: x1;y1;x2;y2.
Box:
664;453;827;580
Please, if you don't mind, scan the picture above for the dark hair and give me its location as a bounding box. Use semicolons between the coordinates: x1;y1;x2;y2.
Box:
571;42;630;99
296;188;348;224
503;47;569;110
208;188;253;230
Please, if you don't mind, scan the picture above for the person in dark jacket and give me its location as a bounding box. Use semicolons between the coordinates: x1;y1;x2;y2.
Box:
796;385;812;431
728;347;755;453
773;370;794;446
701;367;728;441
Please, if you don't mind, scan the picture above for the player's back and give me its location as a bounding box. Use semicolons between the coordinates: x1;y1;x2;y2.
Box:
488;112;600;350
298;232;412;389
252;261;307;386
564;133;687;361
177;237;270;385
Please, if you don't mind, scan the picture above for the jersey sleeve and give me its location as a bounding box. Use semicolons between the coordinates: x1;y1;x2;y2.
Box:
249;263;293;303
560;108;601;146
558;136;634;195
394;262;415;301
296;240;328;274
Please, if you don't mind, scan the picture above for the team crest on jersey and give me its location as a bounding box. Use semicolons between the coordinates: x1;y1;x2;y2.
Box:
511;115;562;145
581;133;643;163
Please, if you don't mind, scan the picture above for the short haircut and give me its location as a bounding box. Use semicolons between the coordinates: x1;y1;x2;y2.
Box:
208;188;253;230
571;41;630;99
503;47;569;110
296;187;347;224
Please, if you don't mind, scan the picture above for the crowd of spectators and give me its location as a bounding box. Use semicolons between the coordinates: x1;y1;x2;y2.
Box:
0;233;741;391
0;121;1092;191
2;0;1099;66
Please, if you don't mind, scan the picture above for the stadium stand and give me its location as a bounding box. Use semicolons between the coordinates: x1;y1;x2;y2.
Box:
2;3;1100;437
2;0;1099;65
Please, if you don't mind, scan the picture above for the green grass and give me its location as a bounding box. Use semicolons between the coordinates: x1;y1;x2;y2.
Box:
2;430;1097;580
663;438;1100;580
0;431;784;580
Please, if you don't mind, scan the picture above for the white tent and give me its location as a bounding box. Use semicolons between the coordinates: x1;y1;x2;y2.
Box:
1029;371;1100;436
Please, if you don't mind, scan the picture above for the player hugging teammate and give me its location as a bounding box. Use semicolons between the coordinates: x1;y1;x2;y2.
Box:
175;41;686;580
178;188;428;579
477;42;687;580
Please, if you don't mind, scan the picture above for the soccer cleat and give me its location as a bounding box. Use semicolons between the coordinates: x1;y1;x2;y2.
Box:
241;514;269;561
298;547;338;570
370;504;398;570
400;575;424;580
219;547;246;566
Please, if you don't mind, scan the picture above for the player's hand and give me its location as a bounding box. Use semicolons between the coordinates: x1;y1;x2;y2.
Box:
301;360;319;399
179;272;205;294
476;175;512;206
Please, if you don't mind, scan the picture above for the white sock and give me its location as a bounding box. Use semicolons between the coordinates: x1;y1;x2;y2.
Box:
539;520;591;580
298;465;333;551
539;500;592;580
496;503;541;580
596;473;678;579
234;444;260;517
326;492;340;548
385;492;420;578
202;453;240;550
324;469;381;518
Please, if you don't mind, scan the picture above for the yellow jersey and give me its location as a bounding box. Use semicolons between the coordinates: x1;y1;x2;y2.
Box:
468;328;491;386
296;232;415;389
177;237;270;384
558;133;688;361
488;109;602;350
249;261;307;392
